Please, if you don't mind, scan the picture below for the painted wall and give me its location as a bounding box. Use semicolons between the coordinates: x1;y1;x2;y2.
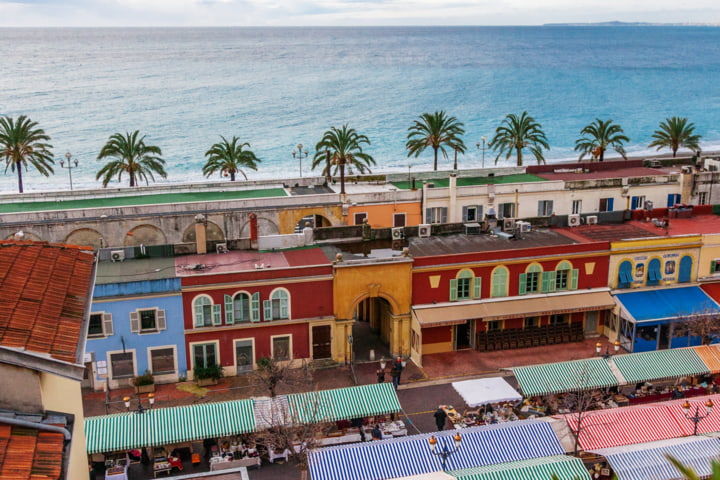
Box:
347;201;422;228
699;234;720;280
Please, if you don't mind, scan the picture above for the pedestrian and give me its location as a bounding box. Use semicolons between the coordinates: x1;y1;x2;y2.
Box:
376;368;385;383
352;417;366;442
390;365;401;390
434;407;447;431
371;424;382;441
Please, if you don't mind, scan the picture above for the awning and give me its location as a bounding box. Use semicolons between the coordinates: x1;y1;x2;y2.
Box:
665;395;720;436
693;345;720;373
413;291;615;327
391;473;455;480
511;358;620;397
615;286;720;323
287;383;401;424
451;377;522;407
612;348;710;383
450;455;591;480
603;437;720;480
308;421;564;480
85;399;255;454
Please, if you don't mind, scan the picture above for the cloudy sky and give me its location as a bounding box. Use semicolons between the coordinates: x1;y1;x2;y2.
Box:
1;0;718;27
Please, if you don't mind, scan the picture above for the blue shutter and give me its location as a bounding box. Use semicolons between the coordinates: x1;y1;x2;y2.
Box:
425;208;432;224
472;277;481;299
679;256;692;283
631;196;639;210
518;273;527;295
251;292;260;322
224;295;234;324
441;207;448;223
449;279;458;301
607;198;614;211
264;300;273;321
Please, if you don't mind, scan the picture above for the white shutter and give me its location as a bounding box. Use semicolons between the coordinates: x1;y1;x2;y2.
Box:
130;311;140;333
102;313;114;336
156;310;166;331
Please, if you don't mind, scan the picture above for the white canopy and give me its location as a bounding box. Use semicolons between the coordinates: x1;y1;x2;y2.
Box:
451;377;522;407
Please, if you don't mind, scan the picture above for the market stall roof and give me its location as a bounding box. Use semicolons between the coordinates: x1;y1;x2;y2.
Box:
413;290;615;327
612;348;710;384
615;286;720;322
391;473;455;480
451;377;522;407
665;395;720;436
450;455;591;480
287;383;401;424
308;420;563;480
602;437;720;480
85;399;255;454
693;345;720;373
511;358;620;397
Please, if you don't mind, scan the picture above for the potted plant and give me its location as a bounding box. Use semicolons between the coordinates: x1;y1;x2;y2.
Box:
133;370;155;394
194;363;224;386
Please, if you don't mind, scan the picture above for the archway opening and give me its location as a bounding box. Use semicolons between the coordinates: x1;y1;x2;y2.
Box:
352;297;392;363
295;214;331;233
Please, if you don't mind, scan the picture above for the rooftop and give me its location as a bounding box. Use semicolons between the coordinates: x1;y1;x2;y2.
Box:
95;256;176;284
407;229;577;257
0;417;67;479
554;223;661;243
391;173;546;190
175;247;333;276
535;166;666;181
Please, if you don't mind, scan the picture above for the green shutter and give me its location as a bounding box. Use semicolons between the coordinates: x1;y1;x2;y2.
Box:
212;304;222;325
570;269;579;290
518;273;527;295
473;277;481;299
712;260;717;273
251;292;260;322
264;300;273;320
194;303;204;327
449;279;458;301
130;311;140;333
541;272;551;293
280;296;289;319
545;271;557;292
224;294;234;324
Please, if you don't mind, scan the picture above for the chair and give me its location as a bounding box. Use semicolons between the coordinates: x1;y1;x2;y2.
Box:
500;331;511;350
507;330;519;349
561;326;572;343
476;332;487;352
538;328;548;345
485;332;497;351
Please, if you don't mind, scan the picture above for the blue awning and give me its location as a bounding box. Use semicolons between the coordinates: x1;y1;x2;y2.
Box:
615;286;720;323
603;437;720;480
308;420;563;480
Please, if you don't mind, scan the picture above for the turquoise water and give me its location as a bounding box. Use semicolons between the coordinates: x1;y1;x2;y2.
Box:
1;26;719;193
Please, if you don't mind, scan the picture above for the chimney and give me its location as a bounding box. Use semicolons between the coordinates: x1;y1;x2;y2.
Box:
249;213;258;250
194;214;207;254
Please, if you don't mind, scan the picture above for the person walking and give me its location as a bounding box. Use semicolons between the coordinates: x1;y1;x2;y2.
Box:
390;365;401;390
434;407;447;431
376;368;385;383
393;357;404;384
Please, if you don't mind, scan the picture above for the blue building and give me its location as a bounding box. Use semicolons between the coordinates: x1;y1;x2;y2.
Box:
85;257;185;391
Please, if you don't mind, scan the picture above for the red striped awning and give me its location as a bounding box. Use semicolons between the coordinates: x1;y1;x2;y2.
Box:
665;394;720;436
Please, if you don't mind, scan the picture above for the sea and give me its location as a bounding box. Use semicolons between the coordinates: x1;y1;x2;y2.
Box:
1;26;719;194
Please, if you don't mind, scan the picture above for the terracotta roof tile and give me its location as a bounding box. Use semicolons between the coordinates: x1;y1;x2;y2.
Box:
0;423;65;480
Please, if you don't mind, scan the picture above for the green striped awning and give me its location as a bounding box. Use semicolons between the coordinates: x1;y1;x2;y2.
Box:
451;455;591;480
287;383;401;424
612;348;711;384
512;358;619;397
85;399;255;454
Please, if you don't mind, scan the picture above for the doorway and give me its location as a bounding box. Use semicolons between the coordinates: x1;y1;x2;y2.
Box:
454;320;475;350
312;325;332;360
81;361;95;390
658;324;670;350
352;297;392;363
585;311;599;335
235;340;254;374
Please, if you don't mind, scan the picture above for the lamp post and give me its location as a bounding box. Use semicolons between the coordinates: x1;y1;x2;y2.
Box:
59;151;79;191
428;433;461;471
596;341;620;360
123;393;155;414
292;144;309;178
682;399;713;435
476;137;487;169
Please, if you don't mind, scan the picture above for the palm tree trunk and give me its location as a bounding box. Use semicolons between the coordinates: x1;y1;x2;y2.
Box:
16;163;24;193
231;172;236;181
130;173;136;187
672;147;678;158
599;149;605;162
516;147;523;167
339;162;346;195
433;148;438;171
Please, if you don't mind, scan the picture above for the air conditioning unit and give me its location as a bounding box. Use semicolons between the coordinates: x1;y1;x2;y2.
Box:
621;185;630;196
568;214;581;227
391;227;404;239
502;218;515;232
341;204;349;216
516;221;532;233
586;215;598;225
110;250;125;262
391;239;404;250
418;224;432;238
216;243;228;254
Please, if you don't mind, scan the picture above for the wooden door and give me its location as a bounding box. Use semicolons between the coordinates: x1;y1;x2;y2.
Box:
312;325;332;359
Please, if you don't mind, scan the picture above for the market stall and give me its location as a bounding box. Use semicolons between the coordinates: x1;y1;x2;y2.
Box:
451;377;522;407
450;455;591;480
511;358;620;398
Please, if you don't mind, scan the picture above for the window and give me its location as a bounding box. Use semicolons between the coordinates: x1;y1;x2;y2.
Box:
130;308;166;334
711;260;720;274
450;270;481;301
354;212;368;225
272;335;292;362
571;200;582;215
524;317;539;328
553;261;579;291
599;198;614;212
678;256;693;283
88;312;113;338
549;314;568;325
631;196;645;210
425;207;448;224
537;200;554;217
235;339;254;374
519;264;542;295
462;205;483;222
497;203;515;219
487;321;502;331
110;352;134;378
150;347;175;375
264;289;289;321
667;194;681;208
226;292;261;324
193;343;217;369
193;296;221;327
393;213;406;227
491;267;509;298
647;258;661;286
618;260;633;288
699;192;708;205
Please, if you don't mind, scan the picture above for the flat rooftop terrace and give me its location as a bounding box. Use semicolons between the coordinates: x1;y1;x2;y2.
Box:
391;173;546;190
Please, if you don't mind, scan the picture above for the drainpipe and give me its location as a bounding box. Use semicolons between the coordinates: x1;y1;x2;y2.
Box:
0;417;72;440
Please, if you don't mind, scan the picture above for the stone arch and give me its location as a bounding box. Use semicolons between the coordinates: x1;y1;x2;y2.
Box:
65;228;105;249
182;221;225;243
239;217;280;237
344;289;402;322
294;213;332;232
4;230;42;241
124;224;167;247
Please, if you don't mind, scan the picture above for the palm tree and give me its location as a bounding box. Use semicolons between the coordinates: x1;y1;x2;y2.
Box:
489;111;549;166
648;116;701;158
203;136;260;181
666;455;720;480
96;131;166;187
311;124;375;195
574;118;629;162
406;111;466;171
0;115;54;193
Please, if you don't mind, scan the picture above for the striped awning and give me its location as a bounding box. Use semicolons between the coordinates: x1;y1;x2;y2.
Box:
693;345;720;373
287;383;401;424
451;455;591;480
511;358;619;397
612;348;710;384
85;399;255;454
665;395;720;436
308;421;564;480
604;437;720;480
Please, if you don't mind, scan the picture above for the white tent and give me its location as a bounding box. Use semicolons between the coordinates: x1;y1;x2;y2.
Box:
451;377;522;407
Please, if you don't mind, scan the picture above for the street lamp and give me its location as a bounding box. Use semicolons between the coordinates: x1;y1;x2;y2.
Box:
428;433;461;471
476;137;487;169
292;144;309;178
123;393;155;414
596;341;621;360
59;151;79;191
682;399;713;435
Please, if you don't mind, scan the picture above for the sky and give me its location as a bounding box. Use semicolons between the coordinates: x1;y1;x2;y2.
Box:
1;0;719;27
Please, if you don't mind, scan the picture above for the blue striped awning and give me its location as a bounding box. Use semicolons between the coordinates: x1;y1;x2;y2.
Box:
85;399;255;454
450;455;591;480
604;437;720;480
287;383;401;424
308;420;563;480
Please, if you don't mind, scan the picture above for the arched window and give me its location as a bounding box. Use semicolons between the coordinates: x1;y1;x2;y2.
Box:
618;260;633;289
647;258;662;286
193;296;220;327
491;267;509;298
450;269;481;301
519;264;543;295
264;289;290;320
554;261;579;291
678;256;693;283
223;292;261;324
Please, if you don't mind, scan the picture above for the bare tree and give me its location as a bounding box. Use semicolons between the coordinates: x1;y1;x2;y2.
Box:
250;356;315;398
678;308;720;346
562;361;602;456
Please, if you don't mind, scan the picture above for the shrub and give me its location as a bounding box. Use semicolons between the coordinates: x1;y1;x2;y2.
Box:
133;370;154;386
194;363;224;381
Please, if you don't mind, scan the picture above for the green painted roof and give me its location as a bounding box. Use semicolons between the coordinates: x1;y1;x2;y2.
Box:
391;173;546;190
0;188;287;213
287;383;401;424
612;348;710;384
512;358;619;397
451;455;591;480
85;399;255;454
